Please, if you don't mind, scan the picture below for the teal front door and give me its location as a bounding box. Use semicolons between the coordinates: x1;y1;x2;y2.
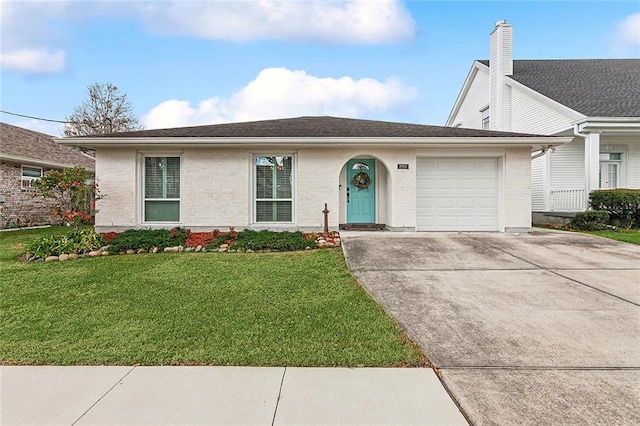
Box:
347;159;376;223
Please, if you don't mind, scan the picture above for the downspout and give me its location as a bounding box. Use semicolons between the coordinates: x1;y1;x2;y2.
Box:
531;145;554;160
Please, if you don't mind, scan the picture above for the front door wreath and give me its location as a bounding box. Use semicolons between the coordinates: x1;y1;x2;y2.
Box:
351;172;371;190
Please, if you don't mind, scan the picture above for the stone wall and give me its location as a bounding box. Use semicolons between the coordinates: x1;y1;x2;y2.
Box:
0;161;61;228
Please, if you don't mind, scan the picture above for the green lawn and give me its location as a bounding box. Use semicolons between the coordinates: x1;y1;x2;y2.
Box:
588;229;640;245
0;227;424;366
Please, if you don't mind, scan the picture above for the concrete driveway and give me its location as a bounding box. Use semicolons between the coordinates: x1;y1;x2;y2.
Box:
341;230;640;425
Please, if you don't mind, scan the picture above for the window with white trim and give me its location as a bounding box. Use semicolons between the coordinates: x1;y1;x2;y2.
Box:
598;152;624;189
255;155;293;222
21;165;42;189
143;156;180;222
481;107;490;130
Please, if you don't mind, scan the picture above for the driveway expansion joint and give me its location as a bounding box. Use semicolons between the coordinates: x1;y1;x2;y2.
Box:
270;366;287;426
464;234;640;305
70;365;137;426
550;270;640;306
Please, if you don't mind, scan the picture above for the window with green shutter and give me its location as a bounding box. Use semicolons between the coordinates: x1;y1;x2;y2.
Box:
255;156;293;222
144;156;180;222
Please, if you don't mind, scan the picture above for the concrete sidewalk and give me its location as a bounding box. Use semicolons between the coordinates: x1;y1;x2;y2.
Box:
1;366;468;425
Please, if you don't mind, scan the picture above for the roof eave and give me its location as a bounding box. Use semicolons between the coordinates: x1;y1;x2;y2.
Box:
55;135;572;149
576;117;640;133
445;61;489;127
0;153;95;171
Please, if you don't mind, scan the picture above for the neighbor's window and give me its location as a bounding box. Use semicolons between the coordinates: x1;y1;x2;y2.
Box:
144;156;180;222
21;165;43;189
255;156;293;222
481;107;490;130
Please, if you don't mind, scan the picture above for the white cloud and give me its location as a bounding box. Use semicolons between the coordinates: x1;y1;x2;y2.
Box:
121;0;416;44
0;49;66;74
614;13;640;50
0;0;70;74
0;1;415;74
143;67;417;129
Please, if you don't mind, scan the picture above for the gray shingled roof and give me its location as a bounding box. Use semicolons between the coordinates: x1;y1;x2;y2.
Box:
0;122;95;170
478;59;640;117
85;116;541;138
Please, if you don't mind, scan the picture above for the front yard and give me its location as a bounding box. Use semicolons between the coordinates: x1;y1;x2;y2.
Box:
0;227;424;366
588;229;640;245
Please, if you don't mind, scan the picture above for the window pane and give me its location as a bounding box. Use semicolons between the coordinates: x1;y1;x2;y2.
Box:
256;201;292;222
145;201;179;222
610;153;622;161
22;166;42;178
145;157;180;199
145;157;164;198
609;164;618;188
255;156;291;199
256;161;273;199
165;157;180;198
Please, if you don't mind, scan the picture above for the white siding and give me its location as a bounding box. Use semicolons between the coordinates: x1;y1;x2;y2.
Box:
531;155;545;211
550;139;585;191
601;135;640;189
449;67;490;129
627;140;640;189
511;86;574;135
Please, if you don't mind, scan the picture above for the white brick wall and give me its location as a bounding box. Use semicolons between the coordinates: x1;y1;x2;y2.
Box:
504;147;532;230
95;145;532;232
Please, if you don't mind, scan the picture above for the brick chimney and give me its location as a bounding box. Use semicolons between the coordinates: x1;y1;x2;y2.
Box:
489;20;513;131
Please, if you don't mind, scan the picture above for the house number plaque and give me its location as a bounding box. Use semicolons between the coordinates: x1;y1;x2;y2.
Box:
397;164;409;170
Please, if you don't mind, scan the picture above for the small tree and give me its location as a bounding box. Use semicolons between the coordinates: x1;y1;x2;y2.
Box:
64;82;142;137
33;166;104;229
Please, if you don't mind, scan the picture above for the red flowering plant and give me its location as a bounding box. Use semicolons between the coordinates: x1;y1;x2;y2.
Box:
33;166;104;229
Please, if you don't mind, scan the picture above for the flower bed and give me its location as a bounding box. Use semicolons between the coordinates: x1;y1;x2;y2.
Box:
22;228;342;262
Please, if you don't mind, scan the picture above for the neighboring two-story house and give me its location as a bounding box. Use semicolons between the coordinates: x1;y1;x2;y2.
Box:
446;20;640;223
0;122;95;228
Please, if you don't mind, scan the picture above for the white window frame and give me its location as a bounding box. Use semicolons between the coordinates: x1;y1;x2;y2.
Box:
139;153;182;224
598;146;627;189
480;106;490;130
252;153;296;224
21;165;43;189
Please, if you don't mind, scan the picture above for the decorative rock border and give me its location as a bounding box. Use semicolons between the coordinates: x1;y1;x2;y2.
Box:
26;233;341;262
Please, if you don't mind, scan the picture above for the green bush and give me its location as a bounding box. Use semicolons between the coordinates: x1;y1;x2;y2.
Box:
107;228;187;252
213;230;316;251
25;229;105;259
589;189;640;228
569;210;611;231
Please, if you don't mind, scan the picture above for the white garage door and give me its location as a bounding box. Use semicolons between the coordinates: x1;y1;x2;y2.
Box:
417;158;499;231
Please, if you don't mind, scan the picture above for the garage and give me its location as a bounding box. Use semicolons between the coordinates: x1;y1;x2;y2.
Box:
416;157;500;231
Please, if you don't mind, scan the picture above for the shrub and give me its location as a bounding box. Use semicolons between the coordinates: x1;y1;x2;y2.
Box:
107;228;187;252
33;166;104;229
25;229;105;259
569;210;610;231
589;189;640;228
232;230;316;251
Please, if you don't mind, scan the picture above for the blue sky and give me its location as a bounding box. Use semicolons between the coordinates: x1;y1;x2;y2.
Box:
1;1;639;136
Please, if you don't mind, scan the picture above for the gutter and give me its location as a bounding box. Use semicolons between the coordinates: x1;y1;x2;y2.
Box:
0;154;95;171
531;145;555;160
